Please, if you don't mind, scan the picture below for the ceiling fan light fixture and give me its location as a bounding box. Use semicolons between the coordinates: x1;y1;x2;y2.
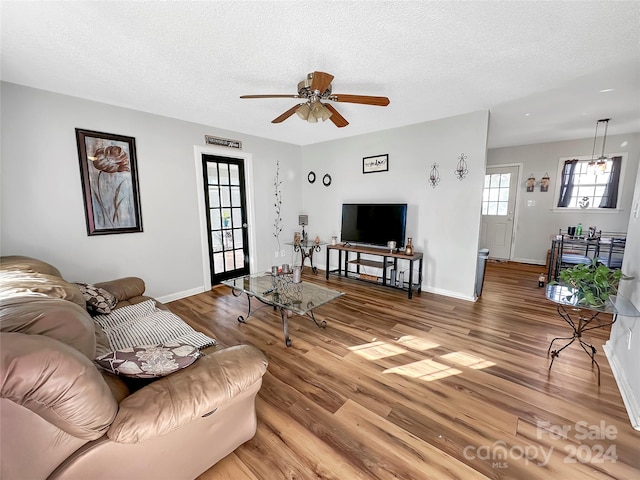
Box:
296;103;311;120
310;101;332;122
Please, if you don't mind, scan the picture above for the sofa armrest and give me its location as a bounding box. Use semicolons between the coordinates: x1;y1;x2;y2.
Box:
0;332;118;439
107;344;268;444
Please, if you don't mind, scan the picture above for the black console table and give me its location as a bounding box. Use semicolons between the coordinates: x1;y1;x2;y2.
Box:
326;244;423;299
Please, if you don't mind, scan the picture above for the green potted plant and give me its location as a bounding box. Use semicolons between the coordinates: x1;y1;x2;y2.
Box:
555;259;630;308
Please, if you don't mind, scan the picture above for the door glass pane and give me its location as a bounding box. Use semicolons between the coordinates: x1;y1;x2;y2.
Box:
223;230;233;249
490;174;500;188
224;250;234;271
484;175;490;188
482;203;488;215
206;164;218;185
234;249;244;268
231;186;241;206
231;207;242;228
208;187;220;208
233;228;243;248
221;208;231;228
209;209;221;230
500;174;510;187
229;164;240;186
499;188;509;201
497;202;508;215
213;252;224;273
211;231;223;252
488;202;498;215
219;164;230;185
488;188;499;201
220;187;231;208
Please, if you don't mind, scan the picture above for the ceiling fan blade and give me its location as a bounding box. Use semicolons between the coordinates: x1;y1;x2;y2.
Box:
330;94;390;106
310;71;334;93
271;104;304;123
240;94;299;99
324;104;349;128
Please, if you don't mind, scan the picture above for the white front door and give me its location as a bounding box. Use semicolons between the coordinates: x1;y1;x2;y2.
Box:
480;166;519;260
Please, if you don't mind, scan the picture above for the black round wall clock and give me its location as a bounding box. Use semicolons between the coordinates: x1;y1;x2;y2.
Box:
323;174;332;187
307;171;316;183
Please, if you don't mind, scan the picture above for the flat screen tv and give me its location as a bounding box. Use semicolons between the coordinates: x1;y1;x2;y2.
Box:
341;203;407;248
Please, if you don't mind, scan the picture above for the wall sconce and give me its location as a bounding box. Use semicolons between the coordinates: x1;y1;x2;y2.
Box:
540;173;550;192
428;163;440;187
454;153;468;180
526;174;536;192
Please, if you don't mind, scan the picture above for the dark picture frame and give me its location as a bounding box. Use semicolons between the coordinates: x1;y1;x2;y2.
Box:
363;154;389;174
75;129;143;236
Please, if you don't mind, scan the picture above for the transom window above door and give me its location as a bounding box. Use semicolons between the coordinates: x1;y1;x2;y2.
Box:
482;173;511;215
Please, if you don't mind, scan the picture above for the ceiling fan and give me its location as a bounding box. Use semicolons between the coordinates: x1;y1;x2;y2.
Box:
240;71;390;128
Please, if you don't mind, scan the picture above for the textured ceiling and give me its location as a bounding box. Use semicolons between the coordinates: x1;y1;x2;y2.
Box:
2;1;639;149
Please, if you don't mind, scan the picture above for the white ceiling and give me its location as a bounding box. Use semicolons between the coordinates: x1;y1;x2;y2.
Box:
2;1;639;149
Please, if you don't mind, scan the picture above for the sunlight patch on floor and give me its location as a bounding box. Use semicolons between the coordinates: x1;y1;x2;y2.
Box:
395;335;440;351
384;359;463;381
348;341;408;360
440;351;496;369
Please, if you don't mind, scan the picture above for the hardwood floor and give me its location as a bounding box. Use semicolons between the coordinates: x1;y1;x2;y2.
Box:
168;261;639;480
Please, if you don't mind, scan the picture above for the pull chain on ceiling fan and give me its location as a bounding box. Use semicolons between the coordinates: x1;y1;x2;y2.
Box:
240;71;390;128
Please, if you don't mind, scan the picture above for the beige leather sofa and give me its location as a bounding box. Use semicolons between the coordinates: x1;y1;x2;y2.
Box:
0;256;268;480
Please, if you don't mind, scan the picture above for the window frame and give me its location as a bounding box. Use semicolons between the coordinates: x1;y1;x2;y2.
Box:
552;152;628;213
481;172;512;216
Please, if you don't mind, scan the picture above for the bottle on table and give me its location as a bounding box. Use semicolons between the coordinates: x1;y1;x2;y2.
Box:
576;223;583;237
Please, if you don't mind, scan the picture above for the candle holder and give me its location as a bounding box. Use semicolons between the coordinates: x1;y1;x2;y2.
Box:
428;163;440;187
454;153;469;180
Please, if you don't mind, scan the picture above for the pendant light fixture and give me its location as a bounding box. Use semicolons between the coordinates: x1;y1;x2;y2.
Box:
588;118;610;174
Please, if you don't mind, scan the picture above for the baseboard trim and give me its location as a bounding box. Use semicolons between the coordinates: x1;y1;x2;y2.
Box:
156;286;206;304
421;286;476;302
511;257;546;266
603;341;640;430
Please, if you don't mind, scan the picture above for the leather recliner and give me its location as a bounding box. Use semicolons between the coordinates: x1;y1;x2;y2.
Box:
0;256;268;480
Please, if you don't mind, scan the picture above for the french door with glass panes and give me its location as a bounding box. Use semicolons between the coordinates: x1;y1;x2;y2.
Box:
202;155;249;284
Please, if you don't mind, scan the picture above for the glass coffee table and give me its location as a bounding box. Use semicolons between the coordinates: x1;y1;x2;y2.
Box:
222;273;344;347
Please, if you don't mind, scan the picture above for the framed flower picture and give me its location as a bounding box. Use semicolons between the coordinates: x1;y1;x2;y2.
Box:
75;129;143;235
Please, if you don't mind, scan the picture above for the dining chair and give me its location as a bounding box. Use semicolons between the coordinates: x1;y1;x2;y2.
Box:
597;237;626;269
554;235;599;279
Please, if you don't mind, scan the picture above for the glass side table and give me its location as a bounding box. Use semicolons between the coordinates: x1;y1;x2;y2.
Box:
545;284;639;385
286;240;327;274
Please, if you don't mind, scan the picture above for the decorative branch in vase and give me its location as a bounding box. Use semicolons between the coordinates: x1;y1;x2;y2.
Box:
273;159;283;251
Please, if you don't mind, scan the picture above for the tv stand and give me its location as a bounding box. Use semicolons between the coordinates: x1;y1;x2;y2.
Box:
325;244;423;299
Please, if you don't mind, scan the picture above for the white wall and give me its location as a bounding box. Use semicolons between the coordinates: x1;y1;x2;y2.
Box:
301;110;490;300
0;82;302;301
605;164;640;430
487;133;640;264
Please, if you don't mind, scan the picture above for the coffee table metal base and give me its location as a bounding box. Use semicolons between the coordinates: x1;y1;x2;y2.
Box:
231;288;326;347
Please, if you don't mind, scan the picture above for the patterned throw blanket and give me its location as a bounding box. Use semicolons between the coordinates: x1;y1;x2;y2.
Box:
93;299;216;352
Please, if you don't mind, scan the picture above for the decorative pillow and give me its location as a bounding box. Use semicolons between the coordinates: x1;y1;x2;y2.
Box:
75;282;117;315
95;341;201;379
